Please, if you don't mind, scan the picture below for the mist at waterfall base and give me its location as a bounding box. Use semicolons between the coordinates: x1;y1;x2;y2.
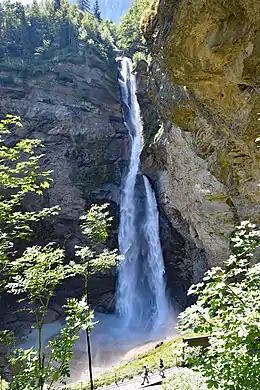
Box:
20;58;174;383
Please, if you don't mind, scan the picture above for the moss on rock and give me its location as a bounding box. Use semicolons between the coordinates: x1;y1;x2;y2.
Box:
143;0;260;222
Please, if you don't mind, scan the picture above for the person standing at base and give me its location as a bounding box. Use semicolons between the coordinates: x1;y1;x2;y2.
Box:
141;366;150;385
159;359;165;378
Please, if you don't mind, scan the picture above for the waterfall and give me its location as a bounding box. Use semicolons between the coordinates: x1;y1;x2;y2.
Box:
19;58;173;385
116;57;171;334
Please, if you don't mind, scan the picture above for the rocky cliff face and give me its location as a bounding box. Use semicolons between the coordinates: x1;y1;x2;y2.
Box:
0;52;130;333
139;0;260;270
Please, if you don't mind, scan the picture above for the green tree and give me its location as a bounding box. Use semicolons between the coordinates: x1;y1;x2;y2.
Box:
1;208;119;389
0;116;121;388
93;0;101;22
99;19;118;47
0;116;80;388
74;204;122;390
77;0;91;12
0;0;116;73
54;0;61;11
3;245;91;390
0;115;58;273
117;0;150;55
179;222;260;390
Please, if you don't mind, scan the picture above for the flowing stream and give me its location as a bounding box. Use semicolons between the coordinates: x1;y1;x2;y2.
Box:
116;57;170;334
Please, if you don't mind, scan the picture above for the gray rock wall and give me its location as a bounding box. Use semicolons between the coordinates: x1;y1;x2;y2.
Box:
137;60;235;306
0;54;130;324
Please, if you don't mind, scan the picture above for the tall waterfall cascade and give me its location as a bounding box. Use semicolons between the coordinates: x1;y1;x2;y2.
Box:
116;57;171;334
20;58;173;385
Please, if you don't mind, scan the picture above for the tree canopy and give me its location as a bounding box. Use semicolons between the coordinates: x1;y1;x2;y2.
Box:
0;0;117;74
117;0;151;54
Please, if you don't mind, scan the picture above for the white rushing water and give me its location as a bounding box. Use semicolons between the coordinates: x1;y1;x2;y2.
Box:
116;57;171;335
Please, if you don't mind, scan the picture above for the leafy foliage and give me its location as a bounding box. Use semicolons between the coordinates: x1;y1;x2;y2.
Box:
0;116;121;388
178;222;260;390
1;206;117;388
0;115;59;275
5;245;74;319
71;203;121;390
7;297;93;390
74;204;122;281
0;239;90;389
132;50;151;69
80;203;112;243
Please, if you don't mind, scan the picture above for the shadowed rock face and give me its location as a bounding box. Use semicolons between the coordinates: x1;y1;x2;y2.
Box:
0;53;130;330
138;0;260;274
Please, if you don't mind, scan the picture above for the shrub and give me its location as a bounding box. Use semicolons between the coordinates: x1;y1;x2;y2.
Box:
163;368;207;390
179;222;260;390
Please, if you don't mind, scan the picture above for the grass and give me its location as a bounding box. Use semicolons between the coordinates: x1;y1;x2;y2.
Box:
71;336;185;389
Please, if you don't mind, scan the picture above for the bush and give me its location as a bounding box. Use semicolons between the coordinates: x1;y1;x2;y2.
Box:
163;368;207;390
179;222;260;390
132;51;147;67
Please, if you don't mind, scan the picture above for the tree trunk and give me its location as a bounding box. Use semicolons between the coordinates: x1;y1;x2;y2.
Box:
84;270;94;390
38;324;44;390
86;328;94;390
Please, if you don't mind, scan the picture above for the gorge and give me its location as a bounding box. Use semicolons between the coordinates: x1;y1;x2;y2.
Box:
0;0;259;387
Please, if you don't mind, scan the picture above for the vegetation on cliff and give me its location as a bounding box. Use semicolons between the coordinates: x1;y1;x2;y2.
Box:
0;0;153;76
117;0;150;55
0;0;117;75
